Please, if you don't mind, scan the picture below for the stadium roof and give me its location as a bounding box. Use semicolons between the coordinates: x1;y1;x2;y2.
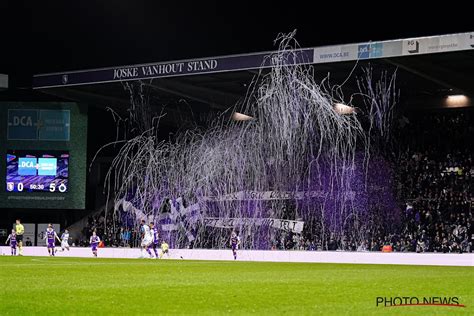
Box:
32;32;474;121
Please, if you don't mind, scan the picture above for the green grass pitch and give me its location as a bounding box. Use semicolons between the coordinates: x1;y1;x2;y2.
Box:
0;256;472;315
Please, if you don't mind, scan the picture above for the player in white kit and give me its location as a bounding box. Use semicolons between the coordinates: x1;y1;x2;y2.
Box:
140;220;153;258
59;229;71;252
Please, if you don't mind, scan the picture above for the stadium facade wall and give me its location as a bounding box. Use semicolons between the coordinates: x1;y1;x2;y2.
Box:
1;246;472;266
0;102;87;209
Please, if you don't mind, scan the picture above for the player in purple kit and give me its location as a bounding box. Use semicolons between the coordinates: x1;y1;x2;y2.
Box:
90;231;101;257
5;229;17;256
230;230;240;260
149;222;160;258
44;224;61;256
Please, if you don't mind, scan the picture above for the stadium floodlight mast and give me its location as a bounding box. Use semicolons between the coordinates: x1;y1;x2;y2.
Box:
95;32;399;250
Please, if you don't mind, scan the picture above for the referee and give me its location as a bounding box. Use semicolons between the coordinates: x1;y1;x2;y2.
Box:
15;219;24;256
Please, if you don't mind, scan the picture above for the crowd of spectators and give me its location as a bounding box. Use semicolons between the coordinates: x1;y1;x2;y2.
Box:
78;208;143;247
276;110;473;253
393;110;473;253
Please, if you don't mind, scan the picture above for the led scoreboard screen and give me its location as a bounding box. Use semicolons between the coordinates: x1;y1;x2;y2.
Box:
6;150;69;193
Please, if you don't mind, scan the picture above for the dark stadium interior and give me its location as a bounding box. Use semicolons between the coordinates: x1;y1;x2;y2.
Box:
1;47;473;252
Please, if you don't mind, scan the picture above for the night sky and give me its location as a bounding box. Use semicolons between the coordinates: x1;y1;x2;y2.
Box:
1;1;472;87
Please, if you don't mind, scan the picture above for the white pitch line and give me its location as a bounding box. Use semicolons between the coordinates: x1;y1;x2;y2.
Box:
0;259;170;267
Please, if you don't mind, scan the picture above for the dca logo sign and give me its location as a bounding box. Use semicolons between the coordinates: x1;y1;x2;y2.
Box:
7;109;71;141
18;158;38;176
7;110;38;140
358;43;384;59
